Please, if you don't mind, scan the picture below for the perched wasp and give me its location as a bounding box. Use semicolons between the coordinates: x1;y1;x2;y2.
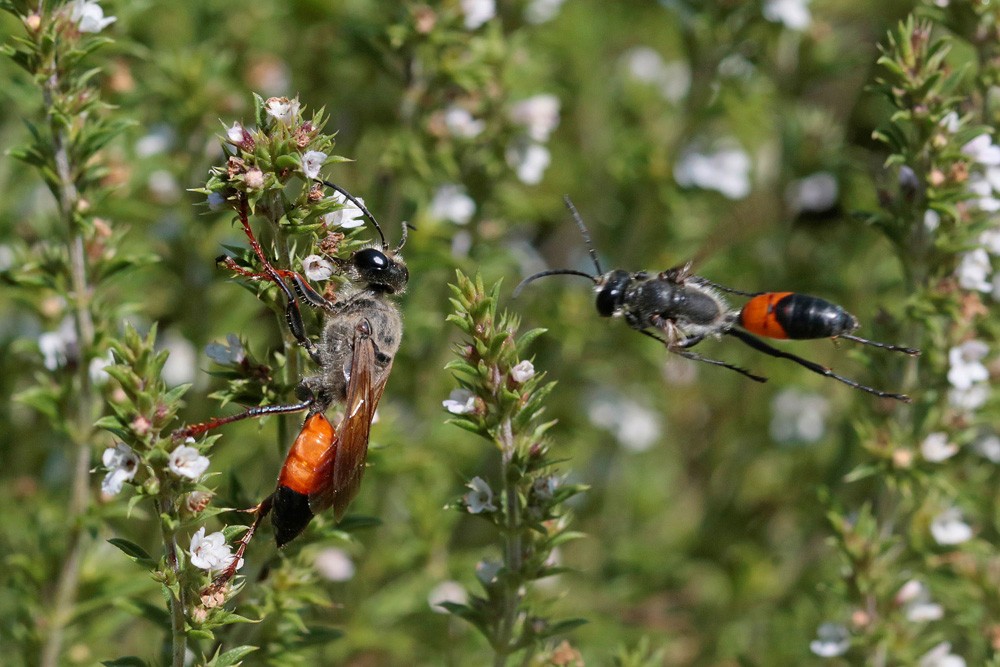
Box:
175;182;407;587
514;197;919;401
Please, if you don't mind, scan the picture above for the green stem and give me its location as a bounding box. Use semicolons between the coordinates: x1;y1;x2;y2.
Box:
156;499;188;667
493;417;522;667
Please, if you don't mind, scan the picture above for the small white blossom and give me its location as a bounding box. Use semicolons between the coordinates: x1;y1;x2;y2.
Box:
443;388;477;415
980;228;1000;255
168;442;210;480
302;254;335;281
506;142;551;185
955;249;992;292
588;392;663;452
967;172;1000;212
532;475;558;501
322;192;366;229
809;622;850;658
264;97;300;125
301;151;327;180
924;209;941;232
974;433;1000;463
930;507;973;546
763;0;811;31
947;340;990;390
717;53;756;79
205;333;245;365
68;0;116;33
460;0;495;30
428;580;468;613
464;476;497;513
136;125;175;157
948;384;989;412
525;0;566;24
161;331;197;387
443;106;485;139
189;527;243;572
226;122;247;144
428;185;476;225
674;142;752;200
89;351;114;385
919;642;966;667
475;559;502;584
921;432;958;463
786;172;838;215
314;548;356;581
621;47;691;103
510;360;535;383
770;389;830;444
940;111;960;133
509;94;561;143
962;134;1000;166
38;318;77;371
101;443;139;495
895;580;944;623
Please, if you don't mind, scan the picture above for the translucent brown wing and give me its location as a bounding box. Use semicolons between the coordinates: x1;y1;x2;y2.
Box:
308;322;391;520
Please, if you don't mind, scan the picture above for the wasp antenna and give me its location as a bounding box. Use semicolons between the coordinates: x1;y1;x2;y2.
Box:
562;196;604;275
318;180;388;250
839;334;921;356
513;269;597;298
394;221;413;254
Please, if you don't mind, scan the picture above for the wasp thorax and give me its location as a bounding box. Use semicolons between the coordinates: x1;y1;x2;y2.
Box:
595;270;632;317
352;247;408;294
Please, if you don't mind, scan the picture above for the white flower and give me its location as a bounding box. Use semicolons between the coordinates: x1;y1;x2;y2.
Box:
68;0;116;33
321;192;366;229
464;476;497;513
967;172;1000;212
947;340;990;390
955;249;992;292
930;507;973;546
205;333;245;365
763;0;811;30
136;125;175;157
189;527;243;572
674;142;752;200
621;47;691;103
443;106;485;139
980;228;1000;255
919;642;966;667
264;96;300;125
509;94;561;142
443;388;477;415
510;360;535;383
525;0;566;24
89;351;114;385
226;122;247;144
38;317;77;371
475;559;502;584
974;433;1000;463
314;548;356;581
428;185;476;225
940;111;960;133
924;209;941;232
769;389;830;443
148;170;180;203
786;172;838;214
895;580;944;623
962;134;1000;166
168;442;210;480
506;142;551;185
161;331;197;387
588;392;663;453
717;53;756;79
920;432;958;462
948;384;990;412
532;475;558;500
101;443;139;495
428;580;468;613
301;151;327;180
809;622;849;658
460;0;495;30
302;254;335;281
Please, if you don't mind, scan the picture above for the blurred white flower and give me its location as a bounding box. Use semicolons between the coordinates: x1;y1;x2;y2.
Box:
168;442;210;480
38;317;77;371
443;106;485;138
428;580;468;613
206;333;245;365
717;53;756;79
460;0;495;30
974;433;1000;463
947;340;990;390
507;142;551;185
189;527;243;572
919;642;966;667
429;185;476;225
322;192;367;229
895;580;944;623
763;0;811;31
89;351;114;385
464;476;497;513
967;172;1000;212
786;172;838;215
525;0;566;23
769;389;830;444
948;383;989;412
443;388;477;415
226;122;247;144
930;507;973;546
924;209;941;232
148;170;180;203
962;134;1000;166
920;432;958;463
264;96;300;125
588;392;662;452
135;125;175;157
69;0;116;33
314;547;356;581
101;443;139;495
510;360;535;383
940;111;960;133
303;254;335;281
621;47;691;103
301;151;327;180
674;142;752;200
956;249;992;292
161;331;197;387
809;622;849;658
475;559;502;584
509;94;561;142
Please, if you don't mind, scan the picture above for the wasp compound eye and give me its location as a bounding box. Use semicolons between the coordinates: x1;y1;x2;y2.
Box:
355;248;389;272
596;270;631;317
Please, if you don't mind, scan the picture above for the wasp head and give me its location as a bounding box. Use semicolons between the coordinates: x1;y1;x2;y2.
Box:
350;247;408;294
595;270;631;317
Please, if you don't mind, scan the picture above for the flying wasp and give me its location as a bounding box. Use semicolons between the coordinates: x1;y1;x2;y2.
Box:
514;197;919;402
175;181;407;587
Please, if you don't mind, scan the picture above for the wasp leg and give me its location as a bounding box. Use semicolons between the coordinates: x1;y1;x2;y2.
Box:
203;495;274;595
839;333;920;356
172;399;313;440
638;330;767;382
727;328;911;402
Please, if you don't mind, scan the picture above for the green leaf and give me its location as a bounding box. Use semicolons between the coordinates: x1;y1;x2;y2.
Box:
206;646;258;667
108;538;157;569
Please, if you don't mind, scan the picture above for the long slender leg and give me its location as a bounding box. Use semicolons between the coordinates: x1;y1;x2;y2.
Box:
172;400;312;440
727;328;911;402
638;329;767;382
203;495;274;595
840;333;920;356
217;256;336;312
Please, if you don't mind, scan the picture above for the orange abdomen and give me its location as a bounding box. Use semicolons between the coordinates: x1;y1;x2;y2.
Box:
739;292;793;339
277;413;335;495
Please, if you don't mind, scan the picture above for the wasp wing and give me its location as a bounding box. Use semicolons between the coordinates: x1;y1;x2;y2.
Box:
308;324;391;520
